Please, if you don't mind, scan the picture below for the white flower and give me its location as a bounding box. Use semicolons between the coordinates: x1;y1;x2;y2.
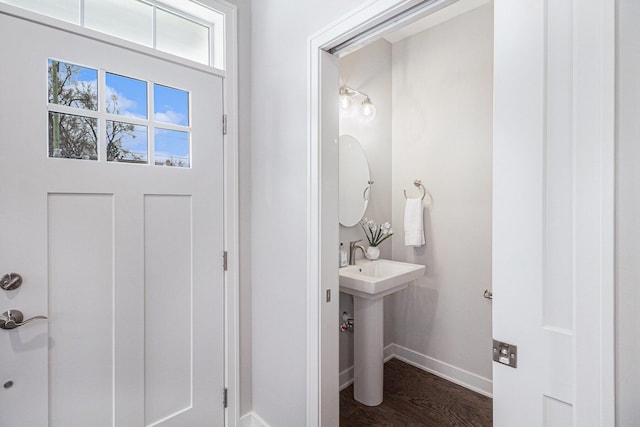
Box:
359;218;394;247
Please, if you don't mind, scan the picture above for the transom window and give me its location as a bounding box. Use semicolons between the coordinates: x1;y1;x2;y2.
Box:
48;59;191;167
1;0;224;68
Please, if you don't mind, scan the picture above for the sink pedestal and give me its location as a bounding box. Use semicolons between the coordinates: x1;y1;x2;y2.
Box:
353;296;385;406
338;259;424;407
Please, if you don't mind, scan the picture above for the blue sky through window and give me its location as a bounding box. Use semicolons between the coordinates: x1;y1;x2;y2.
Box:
75;65;97;83
154;84;189;126
155;129;189;167
106;73;147;118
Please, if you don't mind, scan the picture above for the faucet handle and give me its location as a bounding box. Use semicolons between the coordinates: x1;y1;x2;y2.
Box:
349;239;363;247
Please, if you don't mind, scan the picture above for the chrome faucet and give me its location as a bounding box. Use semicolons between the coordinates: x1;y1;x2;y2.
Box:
349;239;366;265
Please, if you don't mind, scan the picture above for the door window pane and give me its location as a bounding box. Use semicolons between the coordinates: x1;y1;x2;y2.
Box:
107;121;148;164
106;73;148;119
48;112;98;160
84;0;153;47
155;129;189;167
156;8;209;65
48;60;98;111
153;84;189;126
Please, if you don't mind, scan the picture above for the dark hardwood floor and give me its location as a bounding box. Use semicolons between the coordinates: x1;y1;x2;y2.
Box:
340;358;492;426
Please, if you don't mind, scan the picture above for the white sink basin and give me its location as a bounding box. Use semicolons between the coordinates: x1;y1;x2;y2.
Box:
339;259;425;299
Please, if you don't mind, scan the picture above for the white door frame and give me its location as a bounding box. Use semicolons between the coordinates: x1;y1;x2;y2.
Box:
0;2;240;426
306;0;615;425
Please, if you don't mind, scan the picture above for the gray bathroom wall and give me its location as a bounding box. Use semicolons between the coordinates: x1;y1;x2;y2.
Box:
388;4;494;387
338;39;393;375
616;0;640;424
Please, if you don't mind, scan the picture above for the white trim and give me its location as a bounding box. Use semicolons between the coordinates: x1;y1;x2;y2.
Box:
239;411;271;427
339;367;354;391
338;344;493;397
385;344;493;398
211;1;240;426
572;0;616;424
599;0;616;421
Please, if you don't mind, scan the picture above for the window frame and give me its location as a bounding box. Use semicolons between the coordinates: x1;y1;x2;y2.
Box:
1;0;225;71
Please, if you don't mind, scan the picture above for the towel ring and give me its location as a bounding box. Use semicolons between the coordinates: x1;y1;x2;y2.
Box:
404;179;433;206
404;179;426;200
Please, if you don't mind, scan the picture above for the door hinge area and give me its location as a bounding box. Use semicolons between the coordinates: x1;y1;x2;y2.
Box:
223;387;228;408
223;114;228;135
223;251;228;271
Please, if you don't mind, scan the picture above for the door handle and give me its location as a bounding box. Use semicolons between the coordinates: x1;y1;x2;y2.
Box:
0;310;47;330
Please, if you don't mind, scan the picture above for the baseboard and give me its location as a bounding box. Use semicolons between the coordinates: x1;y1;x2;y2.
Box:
239;411;271;427
339;366;354;390
385;343;493;397
339;344;400;390
340;343;492;397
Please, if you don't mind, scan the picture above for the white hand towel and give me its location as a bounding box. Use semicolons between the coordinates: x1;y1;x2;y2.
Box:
404;198;425;247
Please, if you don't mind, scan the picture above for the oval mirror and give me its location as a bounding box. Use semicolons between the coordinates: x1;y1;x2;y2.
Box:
339;135;371;227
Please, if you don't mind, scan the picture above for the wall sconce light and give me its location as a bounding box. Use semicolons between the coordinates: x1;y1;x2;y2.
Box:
339;85;376;121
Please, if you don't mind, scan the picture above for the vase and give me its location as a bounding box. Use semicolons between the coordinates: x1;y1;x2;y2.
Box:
366;246;380;260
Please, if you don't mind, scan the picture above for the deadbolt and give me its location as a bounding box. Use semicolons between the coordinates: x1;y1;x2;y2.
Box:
0;273;22;291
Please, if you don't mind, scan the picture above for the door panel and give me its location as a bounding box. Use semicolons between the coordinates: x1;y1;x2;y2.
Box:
319;50;340;427
0;12;224;427
144;195;193;425
48;194;116;425
493;0;614;425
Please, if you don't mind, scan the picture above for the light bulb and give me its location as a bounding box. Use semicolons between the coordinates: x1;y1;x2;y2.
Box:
339;86;352;110
361;97;376;120
339;94;352;110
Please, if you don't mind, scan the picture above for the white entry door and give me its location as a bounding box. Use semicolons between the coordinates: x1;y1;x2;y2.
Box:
0;11;225;427
493;0;614;425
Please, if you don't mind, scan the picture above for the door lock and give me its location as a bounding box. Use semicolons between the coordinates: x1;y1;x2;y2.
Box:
0;273;22;291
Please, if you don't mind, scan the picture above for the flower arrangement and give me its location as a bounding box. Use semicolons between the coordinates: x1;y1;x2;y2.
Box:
359;218;394;247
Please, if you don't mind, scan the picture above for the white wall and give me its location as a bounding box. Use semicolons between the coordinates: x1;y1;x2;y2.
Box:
249;0;369;424
616;0;640;424
338;39;393;374
387;4;493;383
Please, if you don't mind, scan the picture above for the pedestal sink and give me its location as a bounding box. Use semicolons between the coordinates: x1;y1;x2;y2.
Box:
339;259;425;406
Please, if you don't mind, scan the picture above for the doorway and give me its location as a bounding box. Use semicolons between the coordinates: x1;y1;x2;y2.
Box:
308;0;615;425
336;1;493;422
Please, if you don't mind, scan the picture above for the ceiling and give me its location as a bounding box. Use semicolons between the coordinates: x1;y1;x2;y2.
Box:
383;0;490;44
